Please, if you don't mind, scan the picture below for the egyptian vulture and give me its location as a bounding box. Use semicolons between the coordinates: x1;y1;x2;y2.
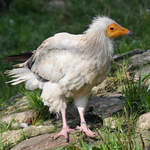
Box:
6;16;131;141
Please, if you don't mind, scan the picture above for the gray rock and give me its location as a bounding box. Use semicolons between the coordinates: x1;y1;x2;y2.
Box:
135;131;150;150
0;96;29;116
130;50;150;67
114;49;150;91
134;64;150;84
113;49;143;62
2;125;56;147
136;112;150;131
2;110;33;124
129;50;150;83
91;79;107;95
87;95;125;118
11;133;74;150
104;117;119;129
66;95;125;128
112;49;150;85
136;112;150;149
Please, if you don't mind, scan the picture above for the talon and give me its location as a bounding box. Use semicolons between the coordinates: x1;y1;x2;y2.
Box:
53;126;75;142
76;124;95;138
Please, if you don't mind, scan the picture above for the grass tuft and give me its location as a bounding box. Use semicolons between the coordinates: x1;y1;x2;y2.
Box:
123;75;150;113
23;89;50;121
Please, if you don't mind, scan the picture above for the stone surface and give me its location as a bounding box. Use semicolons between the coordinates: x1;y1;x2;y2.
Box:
112;49;150;85
136;112;150;150
2;110;33;124
130;50;150;67
104;117;119;129
135;131;150;150
91;79;108;95
11;133;74;150
87;95;125;118
0;95;35;129
136;112;150;130
134;64;150;84
2;125;56;147
0;96;29;116
113;49;143;62
66;94;125;128
128;50;150;83
140;131;150;150
1;110;34;129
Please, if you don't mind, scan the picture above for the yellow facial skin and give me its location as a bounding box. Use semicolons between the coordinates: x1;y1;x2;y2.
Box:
105;23;130;38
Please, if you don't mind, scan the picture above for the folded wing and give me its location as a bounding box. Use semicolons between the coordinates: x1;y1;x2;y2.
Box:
26;32;92;92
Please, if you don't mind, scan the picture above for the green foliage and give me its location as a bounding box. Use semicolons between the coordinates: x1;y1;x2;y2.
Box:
0;140;5;150
114;60;130;84
57;110;143;150
96;117;139;150
0;61;24;110
0;119;14;133
23;89;50;120
10;0;43;14
0;119;14;150
112;60;150;113
123;75;150;113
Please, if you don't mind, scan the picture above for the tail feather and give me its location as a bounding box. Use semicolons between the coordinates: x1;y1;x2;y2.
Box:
7;79;26;85
5;67;40;90
5;68;30;75
5;51;43;90
5;68;32;84
3;52;33;63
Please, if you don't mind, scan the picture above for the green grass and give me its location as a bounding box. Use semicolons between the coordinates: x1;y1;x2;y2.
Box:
0;119;14;150
0;61;24;110
56;110;144;150
23;89;50;121
123;75;150;113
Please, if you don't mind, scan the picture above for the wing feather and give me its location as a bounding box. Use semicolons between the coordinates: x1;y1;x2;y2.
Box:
25;32;94;93
26;32;84;72
31;49;97;94
33;32;83;59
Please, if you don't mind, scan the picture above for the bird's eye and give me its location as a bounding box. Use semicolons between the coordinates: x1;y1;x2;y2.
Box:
110;27;114;30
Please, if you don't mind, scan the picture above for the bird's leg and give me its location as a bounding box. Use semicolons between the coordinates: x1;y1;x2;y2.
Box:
74;97;95;137
53;109;74;141
77;107;95;137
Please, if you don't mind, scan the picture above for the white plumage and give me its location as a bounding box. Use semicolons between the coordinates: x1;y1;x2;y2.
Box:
6;16;130;140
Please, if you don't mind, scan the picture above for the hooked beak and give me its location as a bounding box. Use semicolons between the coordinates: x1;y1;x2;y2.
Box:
106;23;134;38
128;31;134;37
113;26;131;37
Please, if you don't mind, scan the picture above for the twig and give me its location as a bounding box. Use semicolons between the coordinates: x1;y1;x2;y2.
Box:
113;49;143;62
140;134;145;150
114;132;125;150
124;107;133;150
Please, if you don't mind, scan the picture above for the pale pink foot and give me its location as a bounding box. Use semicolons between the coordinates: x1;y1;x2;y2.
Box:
76;106;95;138
53;126;75;142
76;123;95;137
53;109;75;142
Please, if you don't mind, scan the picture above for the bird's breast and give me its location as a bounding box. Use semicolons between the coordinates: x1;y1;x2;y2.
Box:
88;55;112;86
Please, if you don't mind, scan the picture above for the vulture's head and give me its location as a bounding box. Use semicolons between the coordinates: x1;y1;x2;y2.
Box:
86;16;133;39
